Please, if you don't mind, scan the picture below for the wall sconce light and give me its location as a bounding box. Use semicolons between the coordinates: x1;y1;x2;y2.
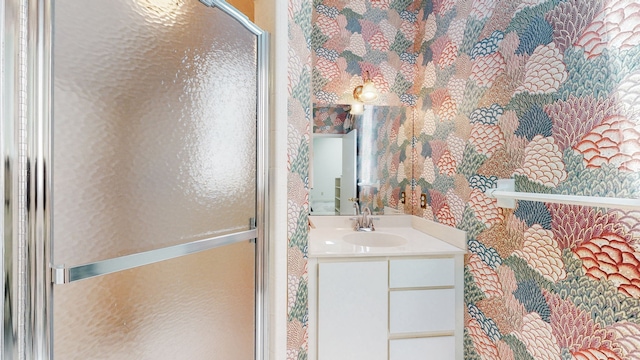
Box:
353;71;378;103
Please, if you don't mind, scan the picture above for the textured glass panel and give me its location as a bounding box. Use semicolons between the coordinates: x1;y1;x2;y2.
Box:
53;242;255;359
53;0;258;265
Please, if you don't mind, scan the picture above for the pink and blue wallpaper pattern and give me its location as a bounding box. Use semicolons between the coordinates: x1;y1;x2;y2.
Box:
309;0;640;359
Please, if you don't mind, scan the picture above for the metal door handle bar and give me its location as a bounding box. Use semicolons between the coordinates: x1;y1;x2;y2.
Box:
486;179;640;211
52;229;258;284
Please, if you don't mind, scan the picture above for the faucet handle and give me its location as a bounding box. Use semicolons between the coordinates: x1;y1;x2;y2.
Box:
350;217;362;231
352;201;360;216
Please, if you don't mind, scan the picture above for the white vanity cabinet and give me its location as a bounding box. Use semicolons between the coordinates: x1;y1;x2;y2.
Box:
310;256;464;360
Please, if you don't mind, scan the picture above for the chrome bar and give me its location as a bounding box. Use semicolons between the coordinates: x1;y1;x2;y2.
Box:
16;0;28;355
486;179;640;210
17;0;29;355
201;0;264;36
25;0;52;358
0;3;5;356
3;0;32;359
2;0;23;358
52;229;258;284
255;29;270;360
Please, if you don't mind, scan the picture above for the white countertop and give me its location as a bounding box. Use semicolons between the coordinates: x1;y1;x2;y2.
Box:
309;215;466;258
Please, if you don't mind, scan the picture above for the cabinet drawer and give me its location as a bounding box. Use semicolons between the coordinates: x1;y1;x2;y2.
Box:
390;258;454;288
390;289;455;334
390;337;455;360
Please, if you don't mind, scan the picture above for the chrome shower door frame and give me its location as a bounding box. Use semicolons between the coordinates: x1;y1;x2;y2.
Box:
1;0;270;359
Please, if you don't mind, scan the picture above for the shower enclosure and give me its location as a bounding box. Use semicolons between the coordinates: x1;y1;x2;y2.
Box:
1;0;268;358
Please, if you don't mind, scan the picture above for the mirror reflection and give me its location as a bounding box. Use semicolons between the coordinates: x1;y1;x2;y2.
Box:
310;105;413;216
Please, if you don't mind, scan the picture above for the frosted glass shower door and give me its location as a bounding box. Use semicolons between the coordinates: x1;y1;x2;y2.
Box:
51;1;266;359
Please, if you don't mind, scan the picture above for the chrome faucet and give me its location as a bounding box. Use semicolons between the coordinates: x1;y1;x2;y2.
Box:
352;206;375;232
349;199;376;231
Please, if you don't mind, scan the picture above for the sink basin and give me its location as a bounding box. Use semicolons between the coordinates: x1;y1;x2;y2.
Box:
343;232;408;247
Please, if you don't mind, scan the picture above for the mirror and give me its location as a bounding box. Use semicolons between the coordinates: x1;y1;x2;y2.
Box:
310;105;413;216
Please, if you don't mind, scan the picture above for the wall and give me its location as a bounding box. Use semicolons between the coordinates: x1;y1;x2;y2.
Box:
311;0;428;106
418;0;640;359
313;105;350;134
359;106;414;213
311;0;425;216
310;0;640;359
227;0;254;21
287;0;313;359
254;0;302;358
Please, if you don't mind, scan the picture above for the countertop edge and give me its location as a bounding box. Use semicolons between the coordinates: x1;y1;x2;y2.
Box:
310;249;466;258
411;216;467;251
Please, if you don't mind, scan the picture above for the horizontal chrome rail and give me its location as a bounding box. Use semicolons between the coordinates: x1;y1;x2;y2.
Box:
52;229;257;284
486;179;640;211
200;0;263;36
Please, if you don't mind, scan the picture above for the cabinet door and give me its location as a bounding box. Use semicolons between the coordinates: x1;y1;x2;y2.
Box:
318;261;388;360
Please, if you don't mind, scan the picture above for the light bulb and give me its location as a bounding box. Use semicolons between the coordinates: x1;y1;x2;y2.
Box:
350;102;364;115
358;80;378;102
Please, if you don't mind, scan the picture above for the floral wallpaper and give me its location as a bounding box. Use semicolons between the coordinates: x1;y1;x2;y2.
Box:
363;105;414;214
312;104;351;134
308;0;640;359
416;0;640;359
288;0;312;359
309;0;438;217
312;105;413;214
311;0;430;106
